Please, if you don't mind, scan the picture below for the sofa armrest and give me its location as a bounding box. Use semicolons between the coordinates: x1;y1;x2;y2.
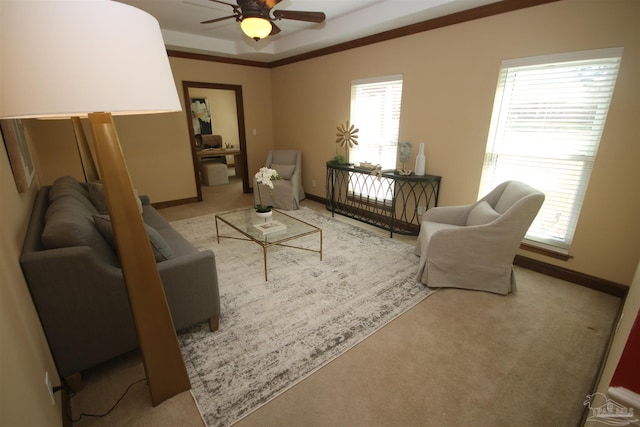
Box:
422;203;476;225
428;222;519;266
20;246;138;377
158;249;220;331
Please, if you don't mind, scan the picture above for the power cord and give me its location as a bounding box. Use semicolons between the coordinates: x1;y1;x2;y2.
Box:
67;377;147;423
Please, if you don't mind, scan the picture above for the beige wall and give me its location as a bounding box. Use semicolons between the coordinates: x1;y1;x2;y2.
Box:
25;57;274;202
170;58;275;193
270;0;640;286
0;143;62;425
26;111;196;203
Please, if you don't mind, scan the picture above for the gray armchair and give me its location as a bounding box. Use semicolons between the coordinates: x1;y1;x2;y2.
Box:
414;181;544;295
254;150;305;210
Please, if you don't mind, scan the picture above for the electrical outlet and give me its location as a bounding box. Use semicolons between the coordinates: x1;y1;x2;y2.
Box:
417;205;426;215
45;371;55;405
312;179;316;188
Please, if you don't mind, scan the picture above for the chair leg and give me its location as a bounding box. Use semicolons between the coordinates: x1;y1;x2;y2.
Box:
64;372;83;393
209;315;219;332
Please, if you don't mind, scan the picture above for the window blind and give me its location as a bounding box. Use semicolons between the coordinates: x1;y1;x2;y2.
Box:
350;75;403;170
479;48;623;251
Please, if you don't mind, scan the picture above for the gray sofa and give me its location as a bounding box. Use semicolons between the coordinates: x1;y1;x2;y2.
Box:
20;176;220;389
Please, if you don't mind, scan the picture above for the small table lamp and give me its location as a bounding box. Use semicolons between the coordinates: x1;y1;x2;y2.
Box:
1;1;189;406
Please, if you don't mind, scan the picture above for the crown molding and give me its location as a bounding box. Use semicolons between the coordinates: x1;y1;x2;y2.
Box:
167;0;560;68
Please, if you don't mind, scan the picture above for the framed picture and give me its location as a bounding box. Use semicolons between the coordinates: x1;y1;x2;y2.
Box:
1;119;35;193
190;97;213;135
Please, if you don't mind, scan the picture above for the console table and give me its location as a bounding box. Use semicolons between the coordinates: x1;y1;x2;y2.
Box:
326;162;441;236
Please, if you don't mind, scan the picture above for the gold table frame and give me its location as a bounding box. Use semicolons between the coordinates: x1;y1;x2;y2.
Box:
215;208;322;281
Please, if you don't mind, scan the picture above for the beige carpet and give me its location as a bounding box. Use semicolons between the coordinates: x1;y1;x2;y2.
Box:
171;207;436;426
234;266;620;427
70;186;621;427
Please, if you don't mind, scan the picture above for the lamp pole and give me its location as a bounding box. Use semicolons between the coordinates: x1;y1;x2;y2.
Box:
89;112;190;406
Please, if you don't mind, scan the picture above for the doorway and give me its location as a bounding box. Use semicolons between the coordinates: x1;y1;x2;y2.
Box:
182;81;250;201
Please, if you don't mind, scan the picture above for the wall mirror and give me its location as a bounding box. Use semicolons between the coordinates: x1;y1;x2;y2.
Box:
182;81;249;201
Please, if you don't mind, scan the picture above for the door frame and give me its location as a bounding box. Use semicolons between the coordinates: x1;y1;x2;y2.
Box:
182;81;250;200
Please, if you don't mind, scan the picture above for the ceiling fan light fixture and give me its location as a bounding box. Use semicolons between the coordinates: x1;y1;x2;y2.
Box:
240;16;272;41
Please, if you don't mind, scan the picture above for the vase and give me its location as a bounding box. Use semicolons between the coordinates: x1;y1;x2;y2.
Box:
256;210;273;219
414;142;425;176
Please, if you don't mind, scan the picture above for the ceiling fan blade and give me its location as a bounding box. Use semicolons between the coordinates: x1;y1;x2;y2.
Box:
200;14;238;24
269;21;281;36
208;0;239;7
272;10;326;23
259;0;283;9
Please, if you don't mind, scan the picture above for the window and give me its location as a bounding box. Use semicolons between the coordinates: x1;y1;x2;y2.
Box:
349;75;403;200
480;48;623;252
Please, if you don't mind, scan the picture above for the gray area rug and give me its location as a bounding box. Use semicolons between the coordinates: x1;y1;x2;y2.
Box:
171;207;434;427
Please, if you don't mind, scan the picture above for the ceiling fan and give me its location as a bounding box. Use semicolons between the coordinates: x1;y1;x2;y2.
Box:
201;0;326;41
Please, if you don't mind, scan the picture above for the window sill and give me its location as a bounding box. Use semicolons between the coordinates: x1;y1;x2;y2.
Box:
519;242;573;261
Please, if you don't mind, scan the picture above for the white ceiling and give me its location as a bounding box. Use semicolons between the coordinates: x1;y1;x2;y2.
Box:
116;0;501;63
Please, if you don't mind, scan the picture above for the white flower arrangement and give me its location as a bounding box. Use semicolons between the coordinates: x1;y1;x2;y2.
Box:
255;167;280;211
255;167;279;189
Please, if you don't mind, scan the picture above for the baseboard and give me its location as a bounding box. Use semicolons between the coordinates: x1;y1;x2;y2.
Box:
514;255;628;298
151;197;199;209
304;193;325;204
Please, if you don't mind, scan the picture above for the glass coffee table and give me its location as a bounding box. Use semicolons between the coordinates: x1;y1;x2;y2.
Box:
215;208;322;281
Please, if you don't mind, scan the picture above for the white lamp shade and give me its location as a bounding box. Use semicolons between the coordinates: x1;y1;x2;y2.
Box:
0;1;181;119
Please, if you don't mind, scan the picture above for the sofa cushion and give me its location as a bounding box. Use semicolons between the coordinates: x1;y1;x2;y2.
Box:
43;196;100;247
49;176;89;198
42;196;119;265
467;201;501;226
270;164;295;180
43;207;97;248
93;215;175;262
49;176;97;213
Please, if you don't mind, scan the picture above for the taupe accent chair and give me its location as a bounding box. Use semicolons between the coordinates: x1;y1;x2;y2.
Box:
415;181;545;295
254;150;305;210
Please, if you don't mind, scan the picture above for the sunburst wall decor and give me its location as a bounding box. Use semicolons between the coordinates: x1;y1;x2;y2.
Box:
335;120;359;164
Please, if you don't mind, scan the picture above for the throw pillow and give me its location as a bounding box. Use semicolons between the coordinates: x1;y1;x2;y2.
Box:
467;201;501;226
88;181;143;215
270;163;295;180
92;215;175;262
88;181;109;214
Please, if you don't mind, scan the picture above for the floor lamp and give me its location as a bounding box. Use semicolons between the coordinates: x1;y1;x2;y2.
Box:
1;1;190;406
71;117;100;183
